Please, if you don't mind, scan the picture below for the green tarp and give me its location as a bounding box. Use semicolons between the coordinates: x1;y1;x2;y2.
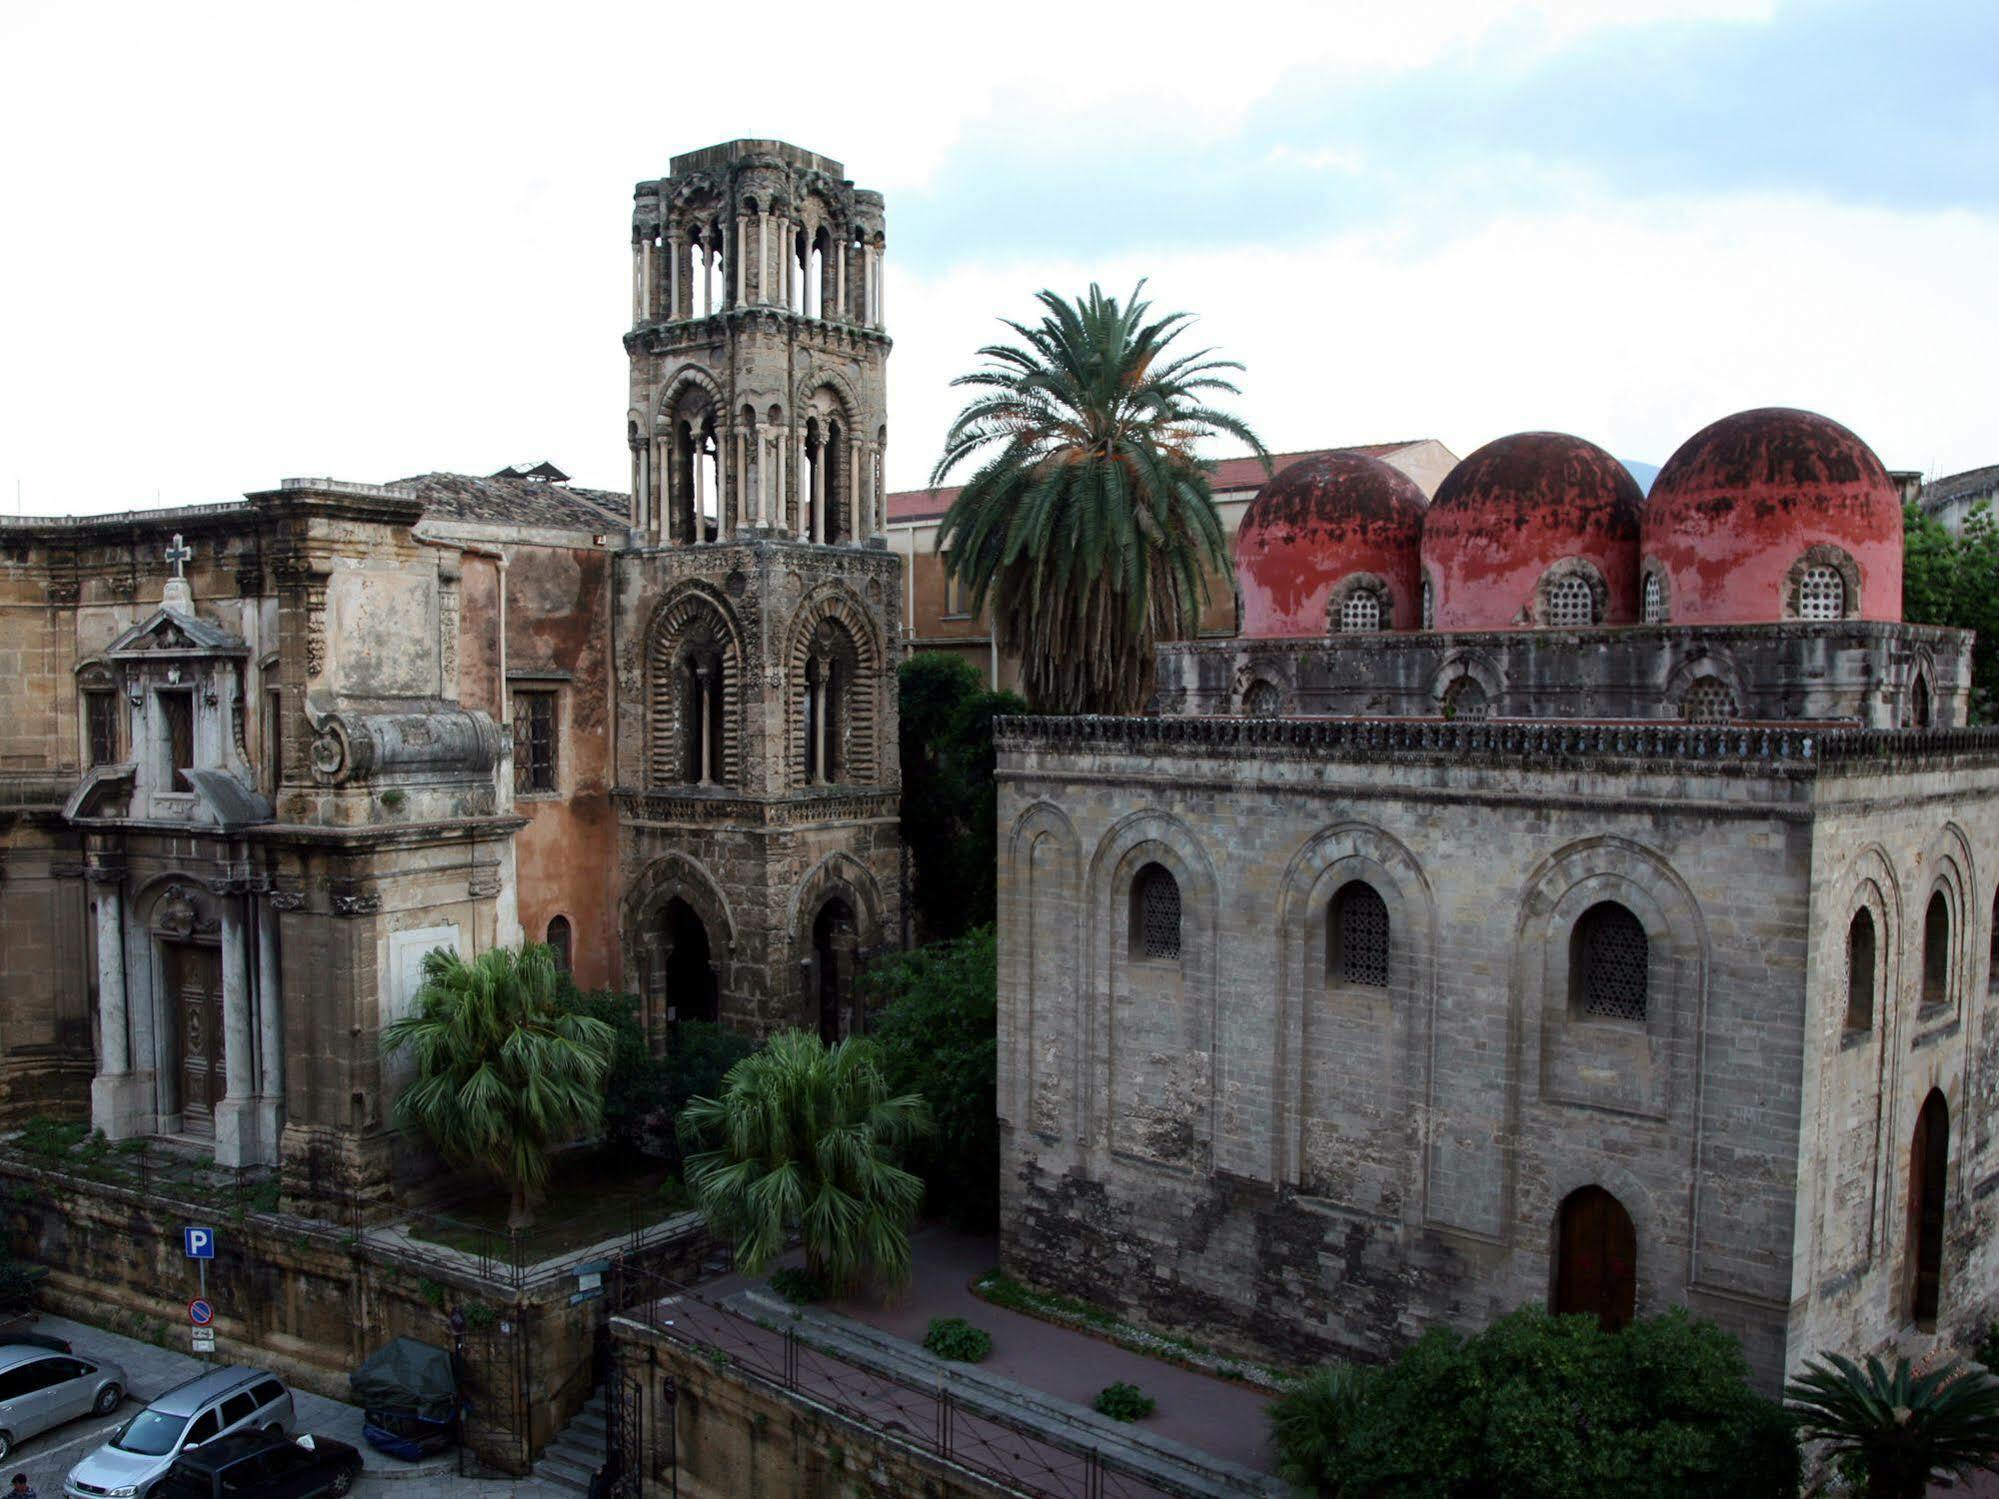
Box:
349;1337;458;1421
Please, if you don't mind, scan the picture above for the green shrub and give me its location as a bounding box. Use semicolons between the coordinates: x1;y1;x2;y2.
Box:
1270;1308;1797;1499
564;989;758;1159
18;1116;86;1160
1094;1381;1155;1422
1788;1352;1999;1499
463;1301;498;1332
922;1317;993;1363
769;1266;828;1305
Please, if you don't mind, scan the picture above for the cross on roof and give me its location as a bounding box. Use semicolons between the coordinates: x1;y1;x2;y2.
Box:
164;534;193;579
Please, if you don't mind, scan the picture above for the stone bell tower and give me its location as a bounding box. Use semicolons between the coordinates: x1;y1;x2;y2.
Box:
613;139;902;1045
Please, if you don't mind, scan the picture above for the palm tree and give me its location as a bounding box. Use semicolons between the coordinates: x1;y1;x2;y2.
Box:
382;944;617;1229
678;1030;930;1291
931;282;1268;714
1787;1353;1999;1498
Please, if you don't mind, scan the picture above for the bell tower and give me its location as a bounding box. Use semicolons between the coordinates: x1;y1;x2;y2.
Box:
614;140;902;1043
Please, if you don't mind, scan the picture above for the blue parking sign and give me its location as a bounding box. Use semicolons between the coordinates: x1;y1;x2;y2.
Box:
183;1227;215;1259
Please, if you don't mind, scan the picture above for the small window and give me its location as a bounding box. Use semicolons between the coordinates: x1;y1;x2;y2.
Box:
187;1409;221;1446
1798;564;1845;621
263;688;283;792
1329;881;1390;988
16;1357;67;1394
1572;902;1648;1022
220;1391;257;1426
942;552;967;616
1642;571;1666;624
1442;677;1489;722
250;1379;285;1409
547;915;573;974
86;689;119;767
1243;680;1282;718
1924;891;1951;1007
1131;863;1181;962
1911;672;1932;729
1545;574;1597;627
160;690;195;792
1339;588;1383;633
1846;909;1876;1032
1681;678;1738;723
1421;576;1435;630
513;689;558;794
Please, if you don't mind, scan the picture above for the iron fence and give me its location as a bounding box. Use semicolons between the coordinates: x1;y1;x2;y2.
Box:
610;1262;1210;1499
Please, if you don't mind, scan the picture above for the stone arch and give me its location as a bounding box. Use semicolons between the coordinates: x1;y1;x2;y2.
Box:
1549;1177;1647;1330
1784;542;1861;622
1273;822;1435;1198
1916;823;1975;1013
1005;801;1083;1140
1663;648;1747;723
785;583;885;787
646;583;746;788
1232;657;1294;716
1532;556;1609;627
788;851;887;1039
621;852;738;1044
1431;649;1502;714
653;363;725;430
1325;571;1395;634
1906;645;1940;728
1084;808;1219;1171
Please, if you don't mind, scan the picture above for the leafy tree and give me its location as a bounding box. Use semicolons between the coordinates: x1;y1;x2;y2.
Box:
1270;1308;1798;1498
931;282;1268;714
864;926;999;1229
561;988;757;1158
1902;502;1999;721
382;944;617;1227
1787;1352;1999;1499
679;1030;930;1290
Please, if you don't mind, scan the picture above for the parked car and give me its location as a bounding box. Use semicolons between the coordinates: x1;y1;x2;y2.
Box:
153;1432;361;1499
0;1344;126;1461
66;1368;293;1499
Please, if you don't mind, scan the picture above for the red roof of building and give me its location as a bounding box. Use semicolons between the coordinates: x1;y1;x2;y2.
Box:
884;444;1418;526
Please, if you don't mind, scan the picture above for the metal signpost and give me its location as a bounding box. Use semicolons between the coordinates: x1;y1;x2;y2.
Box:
184;1228;215;1360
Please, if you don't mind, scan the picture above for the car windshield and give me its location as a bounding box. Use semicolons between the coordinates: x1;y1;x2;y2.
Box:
115;1409;191;1456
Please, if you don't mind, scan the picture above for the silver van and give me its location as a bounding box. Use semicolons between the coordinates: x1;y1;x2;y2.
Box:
66;1368;293;1499
0;1345;127;1460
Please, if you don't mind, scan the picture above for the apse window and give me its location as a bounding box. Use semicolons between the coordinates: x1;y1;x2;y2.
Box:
1642;572;1666;624
1681;678;1738;723
1545;574;1597;627
1329;881;1390;988
1339;588;1383;633
513;689;558;794
1572;901;1648;1022
1798;564;1845;621
1131;862;1181;962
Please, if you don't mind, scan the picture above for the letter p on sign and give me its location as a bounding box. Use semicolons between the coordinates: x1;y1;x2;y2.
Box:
183;1227;215;1259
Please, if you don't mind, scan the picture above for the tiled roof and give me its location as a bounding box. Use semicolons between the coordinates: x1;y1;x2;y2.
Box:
1921;464;1999;512
885;443;1421;525
399;472;628;533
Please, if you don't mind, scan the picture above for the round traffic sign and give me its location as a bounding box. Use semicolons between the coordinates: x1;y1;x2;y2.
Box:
189;1298;214;1326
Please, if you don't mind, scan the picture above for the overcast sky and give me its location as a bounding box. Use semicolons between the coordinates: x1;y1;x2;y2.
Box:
1;0;1992;517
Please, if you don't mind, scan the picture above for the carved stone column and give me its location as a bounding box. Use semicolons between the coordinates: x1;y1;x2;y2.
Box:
256;899;284;1158
214;898;258;1167
88;868;148;1141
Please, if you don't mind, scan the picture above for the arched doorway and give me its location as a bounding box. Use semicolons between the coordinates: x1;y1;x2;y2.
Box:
1910;1090;1949;1328
661;898;718;1026
1554;1186;1637;1331
812;896;859;1044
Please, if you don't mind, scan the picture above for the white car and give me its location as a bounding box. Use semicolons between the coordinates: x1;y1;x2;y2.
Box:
66;1368;293;1499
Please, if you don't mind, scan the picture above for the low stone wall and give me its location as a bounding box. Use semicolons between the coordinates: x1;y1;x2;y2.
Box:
0;1158;711;1474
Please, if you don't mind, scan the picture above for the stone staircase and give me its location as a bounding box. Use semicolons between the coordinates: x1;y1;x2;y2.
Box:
534;1387;608;1494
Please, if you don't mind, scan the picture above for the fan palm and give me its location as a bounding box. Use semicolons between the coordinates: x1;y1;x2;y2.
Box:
678;1030;930;1291
931;281;1268;714
381;943;617;1229
1787;1352;1999;1498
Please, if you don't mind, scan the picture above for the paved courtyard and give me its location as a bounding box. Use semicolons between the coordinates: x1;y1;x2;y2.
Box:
2;1313;564;1499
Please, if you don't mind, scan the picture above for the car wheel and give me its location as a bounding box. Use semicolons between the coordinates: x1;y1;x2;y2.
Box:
330;1463;357;1496
264;1423;284;1436
95;1382;124;1415
0;1432;11;1462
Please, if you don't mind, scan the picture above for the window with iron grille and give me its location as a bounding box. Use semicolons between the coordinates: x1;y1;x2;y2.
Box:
514;690;558;794
159;690;194;792
1443;678;1489;722
1846;908;1875;1031
1642;571;1666;624
1681;678;1738;723
1545;573;1597;627
85;690;118;768
1923;891;1950;1006
1572;902;1647;1022
1798;564;1845;621
1330;881;1389;988
1131;863;1181;962
1339;588;1382;633
1243;680;1282;717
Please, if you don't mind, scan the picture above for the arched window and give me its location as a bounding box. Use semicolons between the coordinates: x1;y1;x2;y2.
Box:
1339;587;1383;633
1545;573;1598;627
1571;902;1647;1022
1130;863;1181;962
1443;677;1489;722
804;654;841;784
1923;891;1951;1006
1911;671;1932;729
1328;881;1389;988
1797;564;1845;621
1909;1090;1949;1327
1845;908;1875;1031
1421;575;1435;630
546;916;572;975
1243;680;1282;718
681;648;727;784
1989;890;1998;993
1681;678;1738;723
1642;571;1666;624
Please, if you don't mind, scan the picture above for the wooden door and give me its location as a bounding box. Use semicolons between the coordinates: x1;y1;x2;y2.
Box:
1555;1186;1637;1331
167;943;223;1135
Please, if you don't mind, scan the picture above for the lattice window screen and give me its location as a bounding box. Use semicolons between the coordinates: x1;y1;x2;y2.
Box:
1798;564;1845;621
1579;904;1648;1022
1682;678;1738;723
1334;883;1390;987
1421;577;1435;630
1642;572;1666;624
1135;865;1181;961
1243;681;1282;718
1444;678;1490;722
1546;574;1597;627
1340;589;1382;633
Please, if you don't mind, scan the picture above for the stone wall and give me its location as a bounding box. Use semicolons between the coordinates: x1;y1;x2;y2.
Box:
995;717;1999;1390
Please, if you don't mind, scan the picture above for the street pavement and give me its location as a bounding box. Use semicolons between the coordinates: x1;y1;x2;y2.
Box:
1;1314;563;1499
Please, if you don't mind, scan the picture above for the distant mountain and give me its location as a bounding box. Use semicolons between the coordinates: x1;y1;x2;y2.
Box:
1622;459;1660;495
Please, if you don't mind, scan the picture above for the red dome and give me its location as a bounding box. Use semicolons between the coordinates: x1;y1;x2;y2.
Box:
1641;408;1901;625
1421;432;1643;629
1236;452;1428;637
